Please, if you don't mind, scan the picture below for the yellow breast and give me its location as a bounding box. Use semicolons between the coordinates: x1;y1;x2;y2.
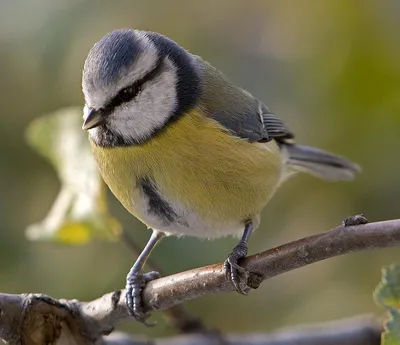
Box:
89;110;283;234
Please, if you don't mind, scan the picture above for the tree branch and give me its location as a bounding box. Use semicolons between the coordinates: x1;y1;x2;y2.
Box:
105;216;399;319
1;216;396;344
0;293;382;345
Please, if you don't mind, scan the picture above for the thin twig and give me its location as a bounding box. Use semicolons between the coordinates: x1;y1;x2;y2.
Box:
105;315;381;345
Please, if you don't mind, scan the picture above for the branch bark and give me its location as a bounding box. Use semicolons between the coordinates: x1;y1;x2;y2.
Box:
0;293;382;345
140;216;399;314
1;216;396;344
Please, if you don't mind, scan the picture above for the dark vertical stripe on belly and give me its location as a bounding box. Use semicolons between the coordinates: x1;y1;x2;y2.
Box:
138;177;178;226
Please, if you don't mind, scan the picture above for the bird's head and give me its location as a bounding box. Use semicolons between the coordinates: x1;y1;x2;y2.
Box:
82;29;201;146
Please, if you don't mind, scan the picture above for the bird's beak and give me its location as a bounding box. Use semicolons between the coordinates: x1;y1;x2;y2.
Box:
82;108;106;130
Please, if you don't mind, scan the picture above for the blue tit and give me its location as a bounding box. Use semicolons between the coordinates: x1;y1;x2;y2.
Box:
81;29;360;323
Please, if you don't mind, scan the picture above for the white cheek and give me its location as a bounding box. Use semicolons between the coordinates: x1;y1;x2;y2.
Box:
110;59;178;143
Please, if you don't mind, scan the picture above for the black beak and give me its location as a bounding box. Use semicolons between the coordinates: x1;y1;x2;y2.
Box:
82;108;106;130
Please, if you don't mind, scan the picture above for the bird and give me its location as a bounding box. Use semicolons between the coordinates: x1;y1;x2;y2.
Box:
81;29;360;324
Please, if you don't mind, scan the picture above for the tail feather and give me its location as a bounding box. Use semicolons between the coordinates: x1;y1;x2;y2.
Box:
283;144;361;181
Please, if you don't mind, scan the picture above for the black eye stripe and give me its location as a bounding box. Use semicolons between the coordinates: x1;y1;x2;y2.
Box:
100;57;165;116
119;85;141;101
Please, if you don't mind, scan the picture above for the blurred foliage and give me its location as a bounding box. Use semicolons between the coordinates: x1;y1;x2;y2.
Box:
25;107;120;244
375;265;400;344
1;0;400;337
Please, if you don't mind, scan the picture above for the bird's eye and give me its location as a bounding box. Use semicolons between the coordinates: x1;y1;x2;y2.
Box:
119;85;141;102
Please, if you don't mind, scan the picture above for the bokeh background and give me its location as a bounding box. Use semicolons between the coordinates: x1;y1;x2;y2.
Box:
1;0;400;337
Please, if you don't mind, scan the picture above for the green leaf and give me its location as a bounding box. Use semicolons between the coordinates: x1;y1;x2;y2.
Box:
374;264;400;344
25;107;121;244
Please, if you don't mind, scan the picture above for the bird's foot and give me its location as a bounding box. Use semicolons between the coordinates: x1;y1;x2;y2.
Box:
224;243;250;295
125;270;161;325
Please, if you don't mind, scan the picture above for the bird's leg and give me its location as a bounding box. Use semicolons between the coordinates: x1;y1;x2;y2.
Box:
125;230;165;324
224;222;253;294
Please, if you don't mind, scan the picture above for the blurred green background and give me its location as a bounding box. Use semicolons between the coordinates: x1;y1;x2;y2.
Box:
1;0;400;337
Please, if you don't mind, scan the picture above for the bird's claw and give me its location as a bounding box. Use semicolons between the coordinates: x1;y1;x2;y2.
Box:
125;270;161;325
224;243;250;295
